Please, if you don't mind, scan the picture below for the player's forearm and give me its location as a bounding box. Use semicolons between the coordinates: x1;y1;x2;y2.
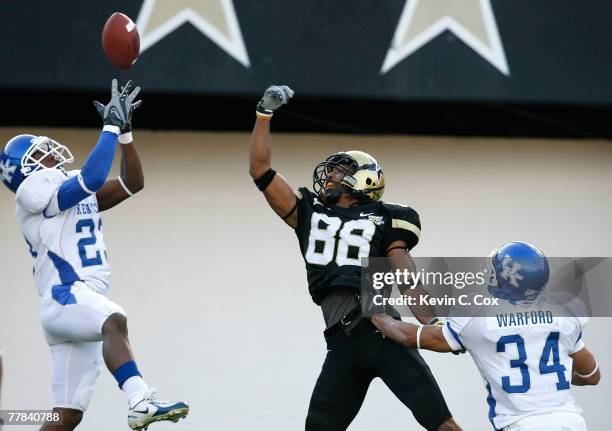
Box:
387;249;436;323
371;314;416;347
572;364;601;385
403;284;436;324
119;142;144;194
372;315;454;352
572;372;600;386
81;127;119;192
249;118;272;179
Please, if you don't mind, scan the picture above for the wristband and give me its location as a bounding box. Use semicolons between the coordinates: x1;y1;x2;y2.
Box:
118;132;133;144
256;111;273;120
256;101;274;119
416;324;424;349
103;125;120;134
576;361;599;378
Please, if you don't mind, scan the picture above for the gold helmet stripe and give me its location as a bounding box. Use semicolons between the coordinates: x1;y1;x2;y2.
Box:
392;219;421;239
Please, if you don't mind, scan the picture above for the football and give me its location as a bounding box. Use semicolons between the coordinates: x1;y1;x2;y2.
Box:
101;12;140;70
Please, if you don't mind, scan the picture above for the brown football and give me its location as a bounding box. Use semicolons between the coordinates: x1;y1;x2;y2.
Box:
102;12;140;70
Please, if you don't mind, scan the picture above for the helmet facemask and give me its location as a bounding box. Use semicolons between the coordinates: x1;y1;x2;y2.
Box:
313;151;385;204
21;136;74;177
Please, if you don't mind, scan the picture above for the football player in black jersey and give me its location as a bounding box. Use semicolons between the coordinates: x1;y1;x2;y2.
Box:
249;86;462;431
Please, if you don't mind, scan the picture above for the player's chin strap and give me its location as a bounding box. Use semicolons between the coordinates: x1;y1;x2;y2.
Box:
575;361;599;379
323;187;343;204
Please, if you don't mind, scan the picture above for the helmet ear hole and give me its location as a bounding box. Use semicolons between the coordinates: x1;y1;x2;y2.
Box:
366;178;373;186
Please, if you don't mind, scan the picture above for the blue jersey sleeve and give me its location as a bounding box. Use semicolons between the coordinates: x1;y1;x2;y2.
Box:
55;128;119;212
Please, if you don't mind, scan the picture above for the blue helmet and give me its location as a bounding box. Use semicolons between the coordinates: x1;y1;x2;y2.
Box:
487;241;550;305
0;134;73;193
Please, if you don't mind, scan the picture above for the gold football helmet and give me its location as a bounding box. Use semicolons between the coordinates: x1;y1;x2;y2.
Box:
313;150;385;203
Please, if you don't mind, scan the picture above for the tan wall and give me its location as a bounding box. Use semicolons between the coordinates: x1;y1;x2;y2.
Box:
0;128;610;430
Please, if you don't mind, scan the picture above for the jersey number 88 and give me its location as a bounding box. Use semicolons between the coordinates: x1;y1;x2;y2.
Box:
305;213;375;266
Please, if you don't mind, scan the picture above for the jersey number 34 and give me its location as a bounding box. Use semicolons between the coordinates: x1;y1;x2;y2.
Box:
497;332;570;394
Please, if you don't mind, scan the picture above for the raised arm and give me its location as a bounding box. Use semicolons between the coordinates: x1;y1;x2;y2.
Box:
96;80;143;211
371;314;454;352
96;138;144;211
43;79;141;216
249;85;299;228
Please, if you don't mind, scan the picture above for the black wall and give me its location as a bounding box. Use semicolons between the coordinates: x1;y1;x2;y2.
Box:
1;1;611;137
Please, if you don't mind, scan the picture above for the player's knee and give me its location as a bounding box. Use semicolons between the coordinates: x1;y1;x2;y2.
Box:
102;313;128;336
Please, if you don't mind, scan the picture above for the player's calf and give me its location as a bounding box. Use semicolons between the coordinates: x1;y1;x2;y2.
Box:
39;408;82;431
102;312;132;372
101;313;150;409
100;313;190;429
436;418;462;431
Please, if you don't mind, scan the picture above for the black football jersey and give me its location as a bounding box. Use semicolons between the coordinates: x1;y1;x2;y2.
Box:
294;187;421;305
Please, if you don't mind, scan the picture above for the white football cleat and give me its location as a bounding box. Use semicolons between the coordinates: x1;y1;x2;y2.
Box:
128;389;189;430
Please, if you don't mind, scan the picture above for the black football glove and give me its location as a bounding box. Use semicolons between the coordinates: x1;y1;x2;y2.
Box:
256;85;294;118
118;80;143;134
93;79;142;131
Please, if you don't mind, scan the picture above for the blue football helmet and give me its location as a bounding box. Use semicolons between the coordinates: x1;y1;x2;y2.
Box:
0;134;73;193
487;241;550;305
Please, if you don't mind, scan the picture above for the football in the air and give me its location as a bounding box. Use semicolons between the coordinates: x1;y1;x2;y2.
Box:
101;12;140;70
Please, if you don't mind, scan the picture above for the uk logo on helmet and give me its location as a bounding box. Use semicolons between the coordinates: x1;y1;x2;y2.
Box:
500;255;524;287
0;158;16;183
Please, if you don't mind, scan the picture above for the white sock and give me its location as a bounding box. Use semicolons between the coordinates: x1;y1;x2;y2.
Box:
123;376;150;409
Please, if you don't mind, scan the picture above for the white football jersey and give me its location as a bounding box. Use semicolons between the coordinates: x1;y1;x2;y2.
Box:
15;168;110;297
442;307;586;430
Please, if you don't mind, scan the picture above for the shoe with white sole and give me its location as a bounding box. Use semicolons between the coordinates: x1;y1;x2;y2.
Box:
128;389;189;430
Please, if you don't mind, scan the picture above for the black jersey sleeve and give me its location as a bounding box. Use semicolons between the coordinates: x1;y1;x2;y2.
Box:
294;187;314;238
382;203;421;251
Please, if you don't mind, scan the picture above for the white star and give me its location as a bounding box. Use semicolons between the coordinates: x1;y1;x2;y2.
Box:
382;0;509;75
136;0;250;67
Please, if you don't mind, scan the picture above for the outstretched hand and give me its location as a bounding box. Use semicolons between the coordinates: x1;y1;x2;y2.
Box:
93;79;142;132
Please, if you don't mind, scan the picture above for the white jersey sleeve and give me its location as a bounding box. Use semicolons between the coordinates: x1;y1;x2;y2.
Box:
567;316;588;354
442;316;472;351
15;168;65;214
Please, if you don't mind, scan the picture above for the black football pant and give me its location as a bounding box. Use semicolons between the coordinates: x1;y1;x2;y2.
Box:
305;319;452;431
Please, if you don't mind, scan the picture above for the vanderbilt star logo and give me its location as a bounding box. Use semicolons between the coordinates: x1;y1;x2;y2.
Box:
382;0;509;75
136;0;250;67
0;159;16;183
